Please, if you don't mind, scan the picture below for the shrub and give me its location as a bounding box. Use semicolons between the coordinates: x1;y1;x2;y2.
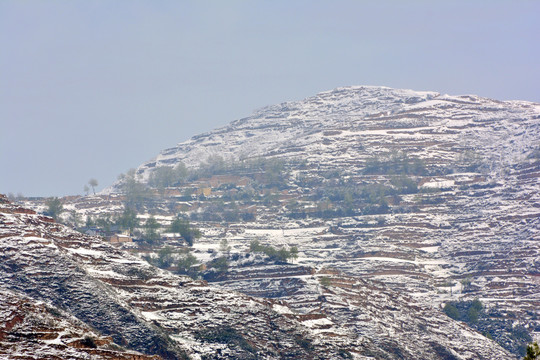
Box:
249;241;297;263
524;341;540;360
80;335;97;348
294;334;313;351
443;303;459;320
319;276;331;287
208;256;229;273
196;326;256;354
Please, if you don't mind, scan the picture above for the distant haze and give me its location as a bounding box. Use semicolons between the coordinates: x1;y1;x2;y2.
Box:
1;0;539;197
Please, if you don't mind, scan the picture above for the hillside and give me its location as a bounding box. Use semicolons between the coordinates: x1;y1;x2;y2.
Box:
1;194;518;359
17;86;540;358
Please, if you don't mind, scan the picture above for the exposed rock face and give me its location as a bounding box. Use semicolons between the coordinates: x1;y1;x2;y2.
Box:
0;198;514;359
0;288;159;360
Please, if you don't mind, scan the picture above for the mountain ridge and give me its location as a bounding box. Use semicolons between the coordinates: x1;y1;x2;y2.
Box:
106;85;538;191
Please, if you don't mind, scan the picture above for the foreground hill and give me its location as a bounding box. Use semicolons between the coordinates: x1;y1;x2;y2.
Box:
1;195;361;359
0;194;515;359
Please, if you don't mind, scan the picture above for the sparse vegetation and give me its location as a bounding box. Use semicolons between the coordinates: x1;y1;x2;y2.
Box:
45;197;63;220
169;216;200;246
363;152;427;176
524;341;540;360
249;240;298;263
196;326;256;354
443;299;533;356
319;276;331;287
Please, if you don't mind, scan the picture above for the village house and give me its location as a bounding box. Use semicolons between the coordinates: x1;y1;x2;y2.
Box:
109;233;133;243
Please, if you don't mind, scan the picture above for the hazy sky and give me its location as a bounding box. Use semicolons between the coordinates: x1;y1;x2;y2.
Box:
2;1;539;197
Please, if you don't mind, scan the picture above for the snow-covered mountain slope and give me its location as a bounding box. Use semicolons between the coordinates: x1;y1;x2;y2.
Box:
97;85;540;357
120;86;539;183
0;196;515;359
16;86;539;358
0;288;159;359
0;195;357;359
118;86;539;327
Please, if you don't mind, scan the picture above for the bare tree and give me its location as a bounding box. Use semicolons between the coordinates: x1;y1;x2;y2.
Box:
83;184;90;196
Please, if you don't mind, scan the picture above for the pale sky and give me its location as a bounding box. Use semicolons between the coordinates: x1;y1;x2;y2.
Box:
1;1;539;197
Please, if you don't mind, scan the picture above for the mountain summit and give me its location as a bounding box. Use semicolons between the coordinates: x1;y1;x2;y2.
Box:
118;85;538;185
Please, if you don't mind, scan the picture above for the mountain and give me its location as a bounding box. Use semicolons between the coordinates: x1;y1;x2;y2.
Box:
0;194;515;359
122;86;538;182
15;86;540;358
121;85;540;342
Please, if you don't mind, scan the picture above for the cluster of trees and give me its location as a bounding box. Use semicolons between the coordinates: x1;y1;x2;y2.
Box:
143;216;160;243
44;195;161;243
145;243;229;281
83;178;98;195
193;155;291;187
169;216;201;246
138;214;201;245
84;208;200;246
45;197;64;220
249;240;298;263
288;177;421;219
443;298;484;324
84;208;139;234
144;246;199;278
444;299;533;357
190;200;256;223
117;169;151;211
148;163;188;191
147;155;294;193
44;198;89;229
363;152;427;176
